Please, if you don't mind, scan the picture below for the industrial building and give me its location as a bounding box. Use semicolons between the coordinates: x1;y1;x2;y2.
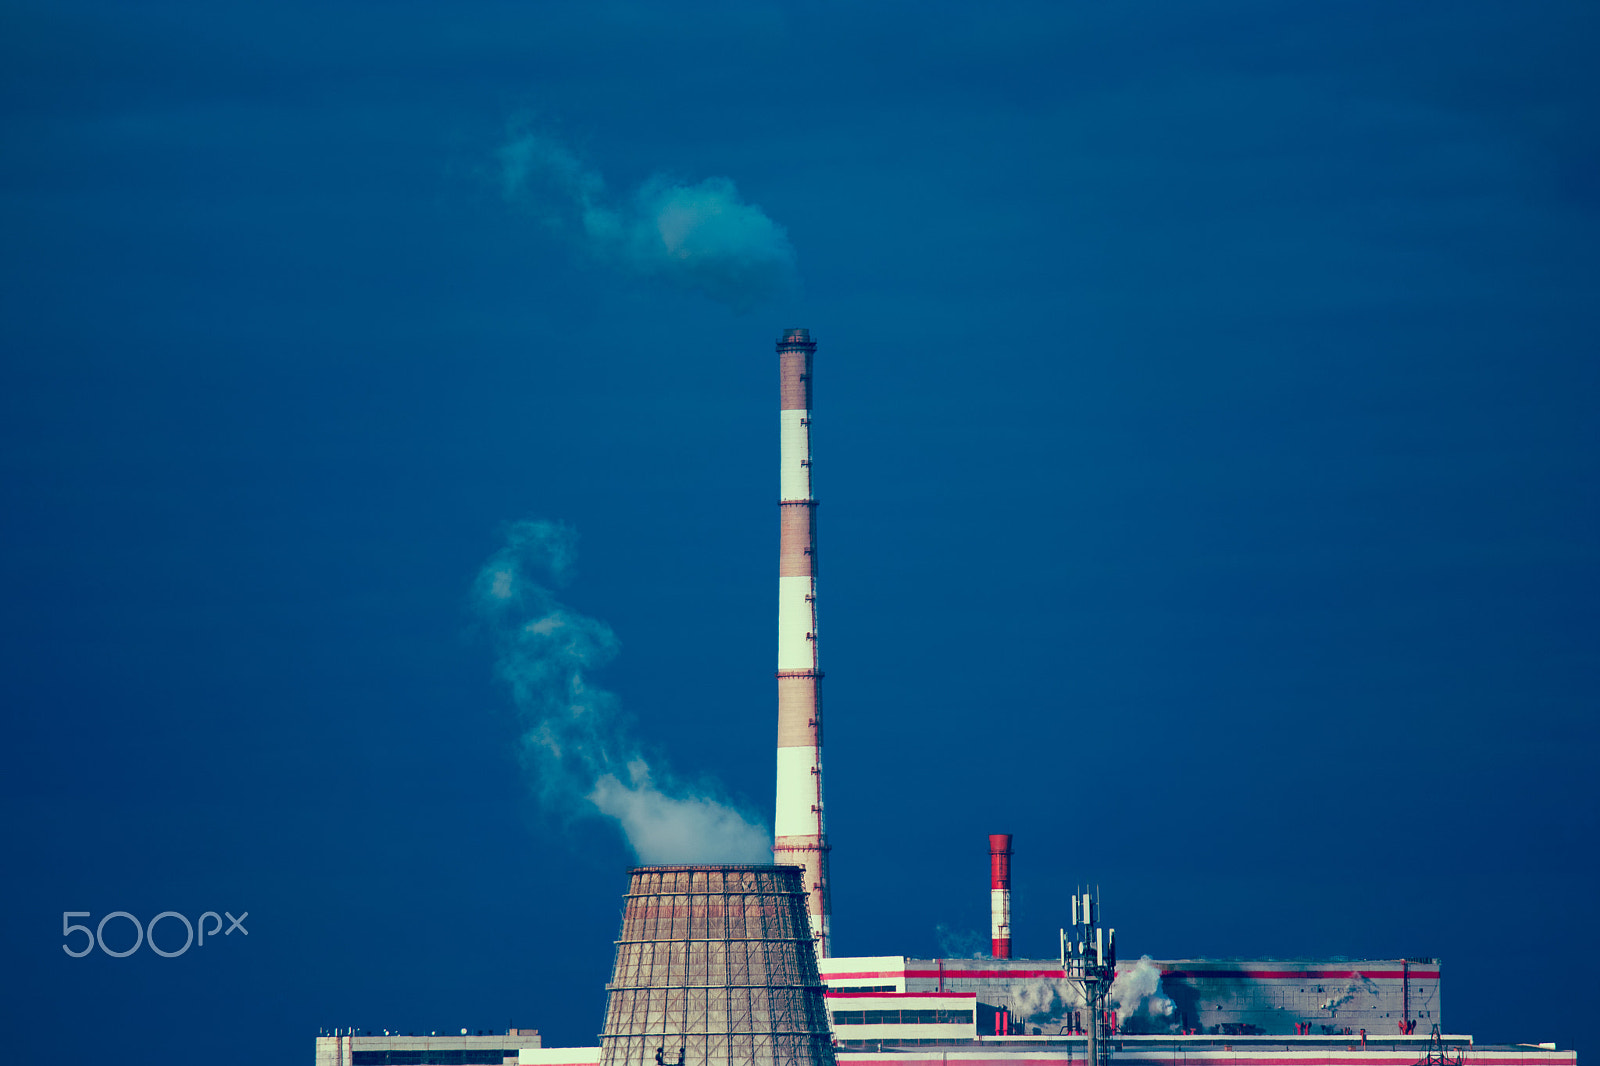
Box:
315;329;1573;1066
818;955;1441;1038
313;1030;542;1066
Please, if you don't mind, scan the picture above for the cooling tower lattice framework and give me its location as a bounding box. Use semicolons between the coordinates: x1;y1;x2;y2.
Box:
600;865;836;1066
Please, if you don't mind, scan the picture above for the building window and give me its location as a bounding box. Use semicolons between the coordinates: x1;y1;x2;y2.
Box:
831;1010;972;1026
352;1052;515;1065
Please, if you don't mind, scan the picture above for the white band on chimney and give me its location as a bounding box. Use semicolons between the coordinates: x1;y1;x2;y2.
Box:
780;410;813;501
774;746;823;837
777;576;816;669
991;888;1011;939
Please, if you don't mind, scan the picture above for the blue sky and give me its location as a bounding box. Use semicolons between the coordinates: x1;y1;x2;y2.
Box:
2;1;1596;1060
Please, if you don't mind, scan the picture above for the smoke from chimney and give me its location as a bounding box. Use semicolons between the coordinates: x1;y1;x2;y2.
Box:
474;518;771;864
496;128;797;310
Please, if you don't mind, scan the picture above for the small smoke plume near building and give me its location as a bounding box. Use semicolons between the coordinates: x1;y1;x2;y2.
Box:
934;924;989;960
497;128;797;310
1109;956;1178;1032
1320;974;1378;1014
473;519;771;864
1010;978;1085;1025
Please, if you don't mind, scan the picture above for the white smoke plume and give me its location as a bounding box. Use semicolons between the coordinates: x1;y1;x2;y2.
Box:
1110;956;1178;1031
474;519;771;864
934;924;989;959
498;128;797;310
1320;974;1378;1013
1010;979;1085;1024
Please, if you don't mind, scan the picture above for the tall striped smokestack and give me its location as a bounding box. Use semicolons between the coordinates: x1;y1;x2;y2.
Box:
774;327;831;958
989;834;1013;959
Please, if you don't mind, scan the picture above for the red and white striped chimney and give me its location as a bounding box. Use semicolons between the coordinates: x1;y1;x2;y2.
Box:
773;327;831;958
990;833;1013;959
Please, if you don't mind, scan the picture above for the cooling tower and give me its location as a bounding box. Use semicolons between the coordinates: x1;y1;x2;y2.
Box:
599;865;836;1066
772;328;831;958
